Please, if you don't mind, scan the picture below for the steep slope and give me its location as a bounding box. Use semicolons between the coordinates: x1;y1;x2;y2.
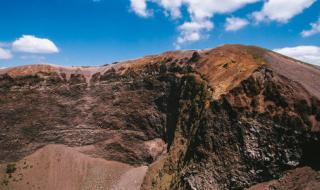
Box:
0;145;147;190
0;45;320;190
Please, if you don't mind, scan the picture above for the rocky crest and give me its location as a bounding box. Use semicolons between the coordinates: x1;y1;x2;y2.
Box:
0;45;319;190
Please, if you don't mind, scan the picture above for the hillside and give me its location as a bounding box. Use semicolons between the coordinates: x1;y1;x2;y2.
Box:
0;45;320;190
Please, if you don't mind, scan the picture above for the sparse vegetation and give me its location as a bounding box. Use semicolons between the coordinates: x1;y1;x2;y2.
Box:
6;164;16;175
5;163;17;179
1;179;9;186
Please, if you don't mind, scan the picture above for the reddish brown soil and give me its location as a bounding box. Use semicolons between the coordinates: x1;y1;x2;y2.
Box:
196;45;266;99
0;145;147;190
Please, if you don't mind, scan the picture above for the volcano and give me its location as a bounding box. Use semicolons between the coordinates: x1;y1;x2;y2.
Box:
0;45;320;190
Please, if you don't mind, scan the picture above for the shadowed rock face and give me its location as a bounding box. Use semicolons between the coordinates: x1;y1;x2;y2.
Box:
0;45;320;190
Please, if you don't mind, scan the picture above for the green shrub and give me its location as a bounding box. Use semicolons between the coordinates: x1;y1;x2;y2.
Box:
6;164;16;174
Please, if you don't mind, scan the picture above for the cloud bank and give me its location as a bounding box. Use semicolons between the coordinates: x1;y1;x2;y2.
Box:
130;0;259;48
274;46;320;66
130;0;318;48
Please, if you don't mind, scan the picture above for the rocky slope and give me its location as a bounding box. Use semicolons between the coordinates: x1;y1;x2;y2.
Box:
0;45;319;190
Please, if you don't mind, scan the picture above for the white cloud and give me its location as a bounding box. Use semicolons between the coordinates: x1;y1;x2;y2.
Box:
12;35;59;54
175;20;213;48
154;0;183;18
176;0;258;47
130;0;150;17
274;46;320;66
130;0;259;48
225;17;249;31
0;48;12;60
253;0;316;23
301;18;320;37
130;0;318;48
183;0;259;18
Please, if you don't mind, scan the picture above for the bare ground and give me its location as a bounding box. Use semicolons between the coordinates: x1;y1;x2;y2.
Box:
0;144;147;190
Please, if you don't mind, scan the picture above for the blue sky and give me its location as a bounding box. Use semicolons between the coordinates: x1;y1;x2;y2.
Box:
0;0;319;68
